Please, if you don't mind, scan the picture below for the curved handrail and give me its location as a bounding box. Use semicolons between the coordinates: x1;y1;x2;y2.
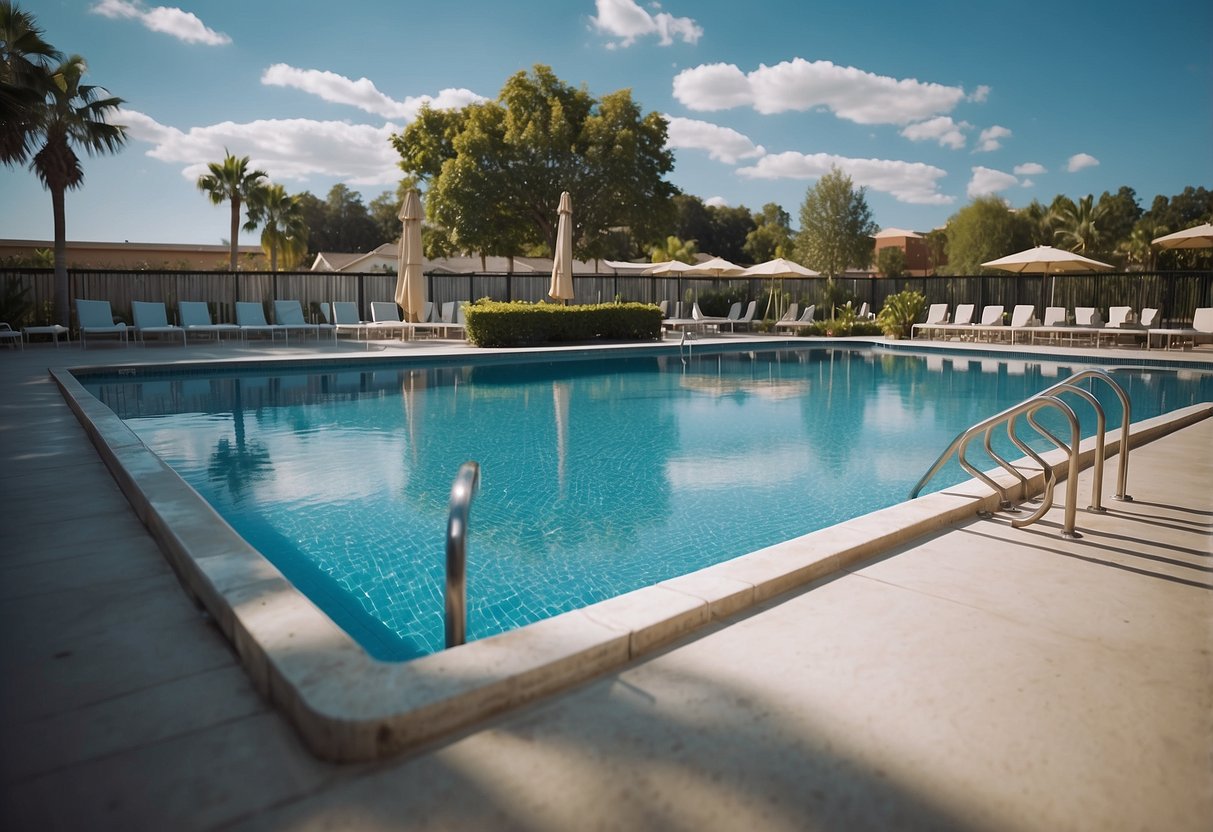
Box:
445;461;480;649
1014;396;1081;536
1031;368;1132;501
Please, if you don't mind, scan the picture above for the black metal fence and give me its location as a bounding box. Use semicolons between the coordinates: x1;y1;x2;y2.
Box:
2;267;1210;329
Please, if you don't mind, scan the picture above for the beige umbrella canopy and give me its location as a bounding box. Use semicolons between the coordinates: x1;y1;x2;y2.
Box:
982;245;1114;305
1151;222;1213;249
642;260;693;275
548;191;575;303
394;189;426;322
741;258;820;278
683;256;745;277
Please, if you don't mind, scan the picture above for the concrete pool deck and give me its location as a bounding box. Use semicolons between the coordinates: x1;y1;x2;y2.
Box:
1;335;1211;830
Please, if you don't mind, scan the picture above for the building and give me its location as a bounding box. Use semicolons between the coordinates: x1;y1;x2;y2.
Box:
872;228;942;276
0;239;266;270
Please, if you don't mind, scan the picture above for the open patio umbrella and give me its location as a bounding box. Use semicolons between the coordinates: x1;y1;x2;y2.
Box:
683;256;745;277
394;189;426;322
1151;222;1213;249
642;260;692;275
548;191;575;303
982;245;1114;306
743;258;820;320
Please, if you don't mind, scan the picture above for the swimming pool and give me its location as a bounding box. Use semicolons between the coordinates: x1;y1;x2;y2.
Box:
81;345;1213;660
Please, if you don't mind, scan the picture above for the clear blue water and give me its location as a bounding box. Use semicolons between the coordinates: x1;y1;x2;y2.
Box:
81;346;1213;660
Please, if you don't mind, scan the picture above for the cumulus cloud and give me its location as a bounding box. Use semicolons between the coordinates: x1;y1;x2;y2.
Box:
261;64;483;120
664;116;765;164
1014;162;1046;175
591;0;702;47
967;166;1019;197
119;109;404;186
900;116;970;149
968;85;991;103
91;0;230;46
976;125;1011;152
705;196;729;208
737;152;953;205
673;58;970;124
1067;152;1100;172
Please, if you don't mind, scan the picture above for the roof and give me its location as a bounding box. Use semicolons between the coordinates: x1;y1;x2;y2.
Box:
873;228;925;239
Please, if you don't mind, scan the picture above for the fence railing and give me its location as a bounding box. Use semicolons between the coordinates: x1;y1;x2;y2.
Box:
2;267;1210;329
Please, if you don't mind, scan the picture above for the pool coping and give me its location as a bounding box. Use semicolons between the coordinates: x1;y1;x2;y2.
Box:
50;356;1213;762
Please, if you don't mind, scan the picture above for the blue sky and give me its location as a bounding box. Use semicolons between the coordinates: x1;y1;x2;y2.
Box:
3;0;1210;248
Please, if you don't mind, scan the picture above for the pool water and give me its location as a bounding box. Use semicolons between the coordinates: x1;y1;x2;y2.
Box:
82;347;1213;659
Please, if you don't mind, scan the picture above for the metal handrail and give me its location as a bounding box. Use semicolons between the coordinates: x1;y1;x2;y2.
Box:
910;369;1134;536
445;461;480;649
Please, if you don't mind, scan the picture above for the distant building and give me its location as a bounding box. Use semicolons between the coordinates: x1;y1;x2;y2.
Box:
0;239;267;270
872;228;942;276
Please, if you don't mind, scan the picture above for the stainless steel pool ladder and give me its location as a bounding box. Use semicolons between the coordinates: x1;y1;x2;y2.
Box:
445;461;480;648
910;369;1132;537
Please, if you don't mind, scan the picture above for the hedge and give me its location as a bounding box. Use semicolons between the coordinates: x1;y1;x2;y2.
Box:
463;301;663;347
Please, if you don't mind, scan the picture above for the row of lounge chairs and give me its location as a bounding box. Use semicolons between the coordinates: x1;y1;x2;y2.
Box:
911;303;1213;349
662;300;758;333
67;299;466;348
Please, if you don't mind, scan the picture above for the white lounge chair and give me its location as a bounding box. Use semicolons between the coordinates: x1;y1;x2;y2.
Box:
1147;307;1213;350
274;300;335;341
131;301;186;346
235;301;287;342
368;301;415;339
932;303;975;340
691;302;729;331
0;322;23;350
729;300;758;332
1003;305;1037;344
775;304;816;330
772;303;799;330
911;303;949;340
331;301;373;340
179;301;240;342
968;305;1005;342
76;299;128;348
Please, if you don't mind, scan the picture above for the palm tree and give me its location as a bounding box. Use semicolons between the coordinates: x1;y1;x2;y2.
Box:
0;1;61;165
196;151;268;271
248;183;308;271
1053;194;1105;255
25;55;126;326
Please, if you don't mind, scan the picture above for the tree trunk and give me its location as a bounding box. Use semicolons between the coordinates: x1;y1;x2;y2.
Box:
229;197;240;271
52;185;69;327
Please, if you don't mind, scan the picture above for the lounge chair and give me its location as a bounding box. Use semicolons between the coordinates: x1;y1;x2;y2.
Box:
131;301;186;346
772;303;799;331
968;305;1005;342
910;303;949;340
657;300;668;317
75;299;128;348
235;301;287;342
726;302;742;322
691;302;729;332
857;302;874;320
179;301;240;342
1147;307;1213;350
331;301;373;340
1073;307;1104;327
274;300;335;341
1003;305;1037;344
369;301;412;339
729;300;758;332
0;322;23;350
933;303;975;340
774;304;816;330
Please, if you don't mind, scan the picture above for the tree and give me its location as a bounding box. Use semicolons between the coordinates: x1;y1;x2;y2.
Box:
392;64;676;262
795;166;876;279
743;202;794;263
247;183;308;272
875;246;907;277
323;183;382;253
197;151;267;271
649;235;697;263
1095;186;1142;254
19;53;126;326
1052;193;1104;255
942;196;1032;274
0;0;60;165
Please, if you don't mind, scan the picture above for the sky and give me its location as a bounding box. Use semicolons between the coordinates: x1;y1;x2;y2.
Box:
3;0;1211;249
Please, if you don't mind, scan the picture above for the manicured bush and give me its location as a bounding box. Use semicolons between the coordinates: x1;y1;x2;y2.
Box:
876;290;928;338
463;301;663;347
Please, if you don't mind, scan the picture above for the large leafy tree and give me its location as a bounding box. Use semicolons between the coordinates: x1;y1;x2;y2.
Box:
392;64;676;262
247;183;308;272
795;166;876;279
23;54;126;326
196;151;267;271
1095;186;1142;253
743;202;794;263
942;196;1032;274
0;0;59;165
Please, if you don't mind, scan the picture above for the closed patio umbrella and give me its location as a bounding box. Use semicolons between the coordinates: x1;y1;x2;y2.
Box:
1151;223;1213;249
982;245;1113;305
394;189;426;322
548;192;575;303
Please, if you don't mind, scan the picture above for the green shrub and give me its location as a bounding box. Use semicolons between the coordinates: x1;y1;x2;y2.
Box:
876;290;928;338
463;301;662;347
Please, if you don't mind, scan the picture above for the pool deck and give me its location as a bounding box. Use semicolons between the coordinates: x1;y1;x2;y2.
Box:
1;334;1211;831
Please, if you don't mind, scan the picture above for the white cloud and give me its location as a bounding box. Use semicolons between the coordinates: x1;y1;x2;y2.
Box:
900;116;970;149
673;58;970;125
737;152;953;205
969;85;991;103
704;196;729;208
91;0;230;46
664;116;764;164
967;166;1019;197
261;64;484;120
1067;152;1100;172
1014;162;1046;175
976;125;1012;152
591;0;702;47
119;109;404;186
